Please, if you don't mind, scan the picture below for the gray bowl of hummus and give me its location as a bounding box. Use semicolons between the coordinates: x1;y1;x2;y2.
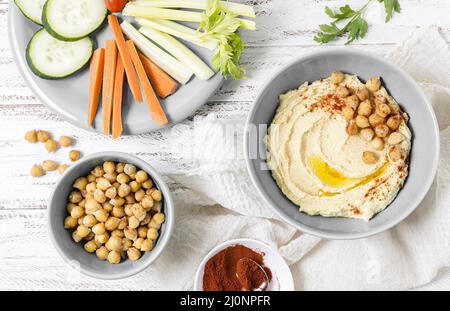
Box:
244;49;439;239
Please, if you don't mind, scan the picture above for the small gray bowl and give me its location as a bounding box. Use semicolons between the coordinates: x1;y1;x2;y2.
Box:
244;48;440;240
48;152;175;279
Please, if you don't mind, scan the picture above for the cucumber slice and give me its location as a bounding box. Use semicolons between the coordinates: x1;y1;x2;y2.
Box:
15;0;47;25
26;28;94;79
42;0;107;41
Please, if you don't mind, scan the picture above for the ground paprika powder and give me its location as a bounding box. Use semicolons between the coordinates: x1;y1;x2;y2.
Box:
202;244;272;291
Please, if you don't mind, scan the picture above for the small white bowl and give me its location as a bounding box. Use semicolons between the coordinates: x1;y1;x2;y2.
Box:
194;238;294;291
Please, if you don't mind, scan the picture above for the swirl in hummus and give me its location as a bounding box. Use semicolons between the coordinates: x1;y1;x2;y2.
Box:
265;72;411;221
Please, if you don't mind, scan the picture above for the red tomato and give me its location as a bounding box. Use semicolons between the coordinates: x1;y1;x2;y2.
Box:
105;0;128;13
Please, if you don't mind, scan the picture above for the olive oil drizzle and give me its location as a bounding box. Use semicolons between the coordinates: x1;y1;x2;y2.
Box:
307;155;389;197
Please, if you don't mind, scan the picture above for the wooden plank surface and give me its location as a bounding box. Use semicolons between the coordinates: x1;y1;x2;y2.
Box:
0;0;449;290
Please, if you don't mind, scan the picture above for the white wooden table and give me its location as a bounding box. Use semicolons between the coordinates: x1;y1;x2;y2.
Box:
1;0;449;290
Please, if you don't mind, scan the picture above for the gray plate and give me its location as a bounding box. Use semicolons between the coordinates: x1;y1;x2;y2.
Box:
244;49;440;240
8;3;223;135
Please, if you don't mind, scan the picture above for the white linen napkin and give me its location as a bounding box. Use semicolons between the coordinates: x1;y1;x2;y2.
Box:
148;27;450;290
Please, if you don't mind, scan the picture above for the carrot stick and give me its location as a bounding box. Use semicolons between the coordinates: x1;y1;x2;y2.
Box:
102;40;117;135
126;40;168;125
108;15;143;103
88;48;105;127
112;56;125;139
139;52;178;99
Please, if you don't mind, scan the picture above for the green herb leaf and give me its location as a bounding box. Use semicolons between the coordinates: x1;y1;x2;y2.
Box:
316;0;401;44
379;0;401;22
199;0;247;79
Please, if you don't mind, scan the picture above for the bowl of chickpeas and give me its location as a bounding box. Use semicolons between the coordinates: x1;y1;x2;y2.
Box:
47;152;174;279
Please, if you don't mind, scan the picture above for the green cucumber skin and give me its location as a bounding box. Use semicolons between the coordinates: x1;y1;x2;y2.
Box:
14;0;43;25
26;29;94;80
42;0;108;42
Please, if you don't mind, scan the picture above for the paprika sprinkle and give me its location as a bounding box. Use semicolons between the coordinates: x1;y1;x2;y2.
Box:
202;244;272;291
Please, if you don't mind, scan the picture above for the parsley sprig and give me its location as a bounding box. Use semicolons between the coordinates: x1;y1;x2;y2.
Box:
314;0;401;44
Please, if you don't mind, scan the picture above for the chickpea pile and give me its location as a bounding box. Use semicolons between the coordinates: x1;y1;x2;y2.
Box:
64;161;165;264
330;71;408;165
25;129;81;177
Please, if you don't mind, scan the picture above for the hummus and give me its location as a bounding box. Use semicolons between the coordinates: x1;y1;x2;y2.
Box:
266;74;411;221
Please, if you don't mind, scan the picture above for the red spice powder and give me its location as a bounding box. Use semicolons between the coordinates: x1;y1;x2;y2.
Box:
202;244;272;291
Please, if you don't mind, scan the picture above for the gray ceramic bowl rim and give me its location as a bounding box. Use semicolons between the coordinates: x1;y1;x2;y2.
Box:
47;151;175;279
244;48;440;240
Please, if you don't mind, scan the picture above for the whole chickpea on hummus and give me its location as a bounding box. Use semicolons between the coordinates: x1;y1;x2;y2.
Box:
265;72;411;221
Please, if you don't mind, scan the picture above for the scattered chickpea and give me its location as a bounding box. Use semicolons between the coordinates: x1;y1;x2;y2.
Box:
93;189;106;203
69;150;81;162
141;239;154;252
376;103;391;118
76;225;91;238
83;215;97;228
342;107;354;121
371;137;385;151
105;217;121;231
356;88;370;101
106;236;122;251
37;130;51;143
124;164;137;176
117;173;130;184
330;71;345;84
127;247;141;261
118;184;131;197
388;132;404;145
389;145;403;162
336;85;350;98
346;95;360;110
360;128;375;142
138;226;148;239
58;164;69;174
59;136;73;147
128;216;140;229
69;190;82;204
147;228;159;240
107;250;121;264
355;115;370;129
141;195;154;209
85;199;101;215
153;213;166;225
25;130;37;143
64;216;78;229
374;124;390;138
386;115;401;131
96;246;109;260
366;76;381;92
95;232;110;244
73;177;87;190
92;223;106;235
116;163;125;173
374;95;386;106
84;240;97;253
124;228;138;241
357;100;372;117
45;139;58;153
362;151;378;165
133;238;144;249
30;164;45;177
369;113;385;127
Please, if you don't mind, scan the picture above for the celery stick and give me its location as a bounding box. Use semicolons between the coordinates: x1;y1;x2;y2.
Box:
133;0;256;18
123;4;255;30
120;20;193;84
139;26;215;80
136;18;218;50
